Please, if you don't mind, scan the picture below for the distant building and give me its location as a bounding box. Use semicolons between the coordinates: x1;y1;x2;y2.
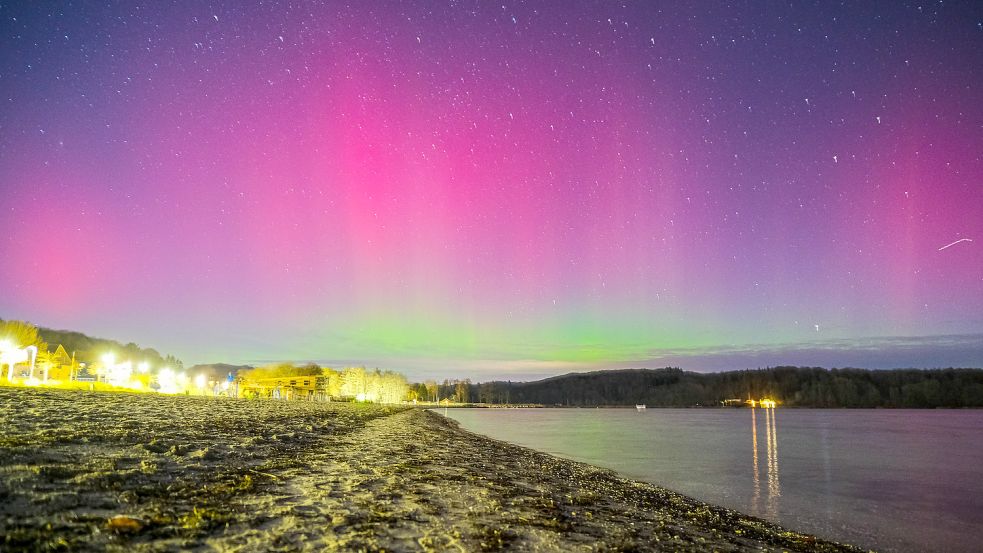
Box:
239;375;331;401
745;398;778;408
46;345;74;381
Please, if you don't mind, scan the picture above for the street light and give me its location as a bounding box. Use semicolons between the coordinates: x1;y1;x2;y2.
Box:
107;360;132;387
1;341;37;381
0;339;15;380
100;353;116;383
157;367;178;394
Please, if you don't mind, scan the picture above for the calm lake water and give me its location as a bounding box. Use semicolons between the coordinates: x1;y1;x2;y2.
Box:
441;408;983;552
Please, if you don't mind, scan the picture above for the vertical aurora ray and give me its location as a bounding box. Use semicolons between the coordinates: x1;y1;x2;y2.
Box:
1;2;981;377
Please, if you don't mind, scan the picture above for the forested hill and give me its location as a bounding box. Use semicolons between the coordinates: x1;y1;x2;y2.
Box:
468;367;983;408
36;326;183;369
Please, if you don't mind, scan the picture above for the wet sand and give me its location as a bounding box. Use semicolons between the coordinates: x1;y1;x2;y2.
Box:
0;388;864;551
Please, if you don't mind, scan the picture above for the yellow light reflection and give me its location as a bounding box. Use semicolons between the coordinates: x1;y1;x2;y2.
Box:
751;401;781;519
766;403;781;516
751;406;760;512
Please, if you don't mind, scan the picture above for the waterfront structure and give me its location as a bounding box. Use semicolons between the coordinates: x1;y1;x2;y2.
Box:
240;375;331;401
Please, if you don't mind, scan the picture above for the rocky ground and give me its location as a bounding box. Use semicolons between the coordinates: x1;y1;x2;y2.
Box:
0;387;865;552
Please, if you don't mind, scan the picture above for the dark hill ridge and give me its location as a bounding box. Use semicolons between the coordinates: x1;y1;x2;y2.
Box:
467;366;983;408
34;325;184;370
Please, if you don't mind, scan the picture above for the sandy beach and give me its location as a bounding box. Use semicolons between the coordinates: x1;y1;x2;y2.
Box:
0;387;863;552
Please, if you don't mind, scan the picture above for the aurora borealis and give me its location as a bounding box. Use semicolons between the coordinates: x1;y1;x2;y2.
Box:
1;2;981;379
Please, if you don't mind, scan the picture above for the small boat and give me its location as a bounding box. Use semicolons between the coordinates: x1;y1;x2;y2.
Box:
636;404;646;411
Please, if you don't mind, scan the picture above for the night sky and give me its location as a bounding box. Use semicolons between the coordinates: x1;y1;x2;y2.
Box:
1;2;981;379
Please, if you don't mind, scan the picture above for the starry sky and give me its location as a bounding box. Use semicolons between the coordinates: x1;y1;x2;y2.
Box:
1;2;981;380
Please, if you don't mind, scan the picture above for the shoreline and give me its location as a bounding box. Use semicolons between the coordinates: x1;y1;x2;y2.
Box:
427;402;981;409
1;388;864;551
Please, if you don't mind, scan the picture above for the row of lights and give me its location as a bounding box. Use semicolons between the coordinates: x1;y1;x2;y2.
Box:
100;353;214;393
0;339;213;394
747;398;778;408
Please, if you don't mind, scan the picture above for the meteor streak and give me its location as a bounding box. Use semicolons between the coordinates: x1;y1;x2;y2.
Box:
938;238;973;251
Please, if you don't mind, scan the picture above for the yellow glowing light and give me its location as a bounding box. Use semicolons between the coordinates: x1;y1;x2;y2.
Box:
24;377;42;387
101;353;116;366
107;360;133;387
760;398;777;409
137;361;150;373
0;339;13;352
195;374;207;389
157;367;179;394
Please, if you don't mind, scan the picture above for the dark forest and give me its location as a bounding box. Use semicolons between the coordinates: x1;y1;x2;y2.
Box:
426;367;983;408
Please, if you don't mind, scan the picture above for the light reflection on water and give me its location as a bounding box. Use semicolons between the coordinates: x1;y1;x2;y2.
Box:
748;407;781;519
758;406;781;519
750;406;783;518
442;407;983;552
752;406;760;513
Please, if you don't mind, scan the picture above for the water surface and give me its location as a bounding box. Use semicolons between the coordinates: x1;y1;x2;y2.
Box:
441;408;983;552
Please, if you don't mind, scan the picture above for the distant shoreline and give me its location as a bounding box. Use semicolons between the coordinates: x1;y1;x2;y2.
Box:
424;401;980;409
427;366;983;409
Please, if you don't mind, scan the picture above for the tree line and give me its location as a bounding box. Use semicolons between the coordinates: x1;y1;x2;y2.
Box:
407;379;476;403
2;319;409;403
9;318;981;408
429;367;983;408
0;319;184;374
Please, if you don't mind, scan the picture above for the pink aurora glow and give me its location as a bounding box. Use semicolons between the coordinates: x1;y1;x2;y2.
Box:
1;2;981;378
